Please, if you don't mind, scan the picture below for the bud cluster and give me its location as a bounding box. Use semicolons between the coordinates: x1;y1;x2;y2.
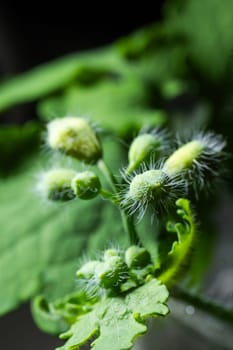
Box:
38;116;103;202
39;168;101;202
38;115;226;221
122;131;226;218
76;246;152;295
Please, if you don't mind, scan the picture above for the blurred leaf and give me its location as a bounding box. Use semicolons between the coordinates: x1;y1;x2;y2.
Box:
0;122;41;176
38;79;166;136
0;24;189;135
0;48;128;112
165;0;233;82
0;139;128;316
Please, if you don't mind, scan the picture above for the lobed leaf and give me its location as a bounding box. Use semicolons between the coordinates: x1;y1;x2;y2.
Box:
56;278;169;350
157;198;197;286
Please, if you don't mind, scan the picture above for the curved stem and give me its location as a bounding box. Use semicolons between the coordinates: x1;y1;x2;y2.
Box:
169;290;233;349
172;288;233;324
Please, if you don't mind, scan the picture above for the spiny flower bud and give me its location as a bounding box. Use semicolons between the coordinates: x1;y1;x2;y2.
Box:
103;249;119;261
98;256;128;289
162;132;226;192
128;170;164;203
71;171;101;200
122;131;226;218
39;168;76;201
127;131;167;173
125;246;151;268
47;117;102;163
163;140;204;176
76;261;102;279
122;168;185;218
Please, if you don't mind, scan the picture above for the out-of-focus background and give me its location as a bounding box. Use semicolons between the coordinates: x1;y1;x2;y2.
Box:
0;1;233;349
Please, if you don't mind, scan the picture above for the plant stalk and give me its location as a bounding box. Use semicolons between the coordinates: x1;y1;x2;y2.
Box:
98;158;140;245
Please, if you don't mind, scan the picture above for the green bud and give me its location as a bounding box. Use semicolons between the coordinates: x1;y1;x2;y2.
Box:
40;169;76;201
127;134;161;173
71;171;101;200
125;246;151;268
163;140;204;176
47;117;102;163
98;256;128;289
128;169;164;203
103;249;119;261
76;260;102;279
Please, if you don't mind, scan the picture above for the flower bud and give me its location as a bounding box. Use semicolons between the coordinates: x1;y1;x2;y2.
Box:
127;133;162;173
103;249;119;261
163;140;204;176
76;260;103;279
47;117;102;163
98;256;128;289
125;246;151;268
71;171;101;200
128;169;164;203
39;169;76;201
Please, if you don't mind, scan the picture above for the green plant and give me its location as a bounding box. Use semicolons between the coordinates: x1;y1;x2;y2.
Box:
1;1;233;349
28;116;226;350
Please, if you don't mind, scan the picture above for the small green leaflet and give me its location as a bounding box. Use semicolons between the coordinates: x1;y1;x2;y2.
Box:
157;198;197;286
56;278;169;350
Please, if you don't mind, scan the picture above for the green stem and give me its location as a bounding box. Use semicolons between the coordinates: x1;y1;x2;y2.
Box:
120;211;141;246
97;159;117;192
97;158;140;245
100;189;117;205
172;288;233;324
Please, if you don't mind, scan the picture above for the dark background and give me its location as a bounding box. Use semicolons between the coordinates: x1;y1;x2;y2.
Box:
0;3;166;350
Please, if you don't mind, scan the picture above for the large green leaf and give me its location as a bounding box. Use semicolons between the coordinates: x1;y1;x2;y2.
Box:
0;122;41;176
37;79;166;136
0;48;128;112
0;138;128;315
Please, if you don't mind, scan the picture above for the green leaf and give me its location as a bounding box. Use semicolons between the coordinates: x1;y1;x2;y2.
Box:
31;290;98;335
38;79;166;136
0;139;127;315
165;0;233;81
56;278;169;350
31;295;69;334
0;22;184;117
0;122;41;176
0;48;127;112
157;198;197;286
